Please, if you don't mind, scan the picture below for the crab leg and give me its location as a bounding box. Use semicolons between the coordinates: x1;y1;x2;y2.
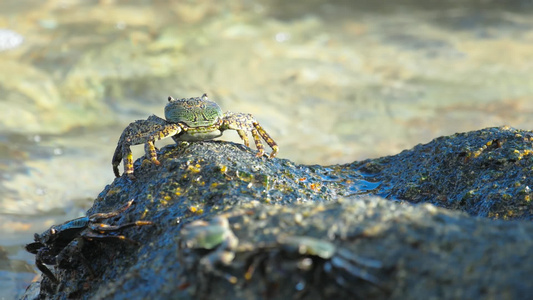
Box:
88;221;154;234
252;121;278;158
89;199;135;222
112;115;183;179
237;130;250;147
112;142;127;177
251;128;265;157
36;258;59;284
145;140;160;166
222;112;278;158
83;225;151;245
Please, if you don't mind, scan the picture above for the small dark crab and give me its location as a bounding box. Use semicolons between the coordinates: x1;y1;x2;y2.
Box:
25;200;153;284
112;94;279;179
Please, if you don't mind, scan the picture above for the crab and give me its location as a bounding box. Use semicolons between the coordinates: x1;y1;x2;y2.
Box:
112;94;279;179
25;200;153;284
179;216;240;284
178;215;384;297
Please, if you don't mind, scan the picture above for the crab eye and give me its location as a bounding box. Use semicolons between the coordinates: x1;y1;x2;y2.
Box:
202;93;208;100
50;228;56;235
168;96;175;102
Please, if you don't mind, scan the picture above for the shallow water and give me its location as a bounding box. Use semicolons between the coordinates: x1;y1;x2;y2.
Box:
1;0;533;298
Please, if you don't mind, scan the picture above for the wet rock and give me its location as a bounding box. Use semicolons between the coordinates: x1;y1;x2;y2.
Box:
24;127;533;299
352;126;533;220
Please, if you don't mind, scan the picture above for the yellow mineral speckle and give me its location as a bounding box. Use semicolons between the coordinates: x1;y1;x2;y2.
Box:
175;187;184;196
187;164;201;173
228;276;238;284
515;149;533;160
106;186;122;196
219;164;227;173
189;206;204;214
237;171;253;182
141;208;149;219
245;268;253;281
211;182;219;188
309;182;321;192
164;195;172;201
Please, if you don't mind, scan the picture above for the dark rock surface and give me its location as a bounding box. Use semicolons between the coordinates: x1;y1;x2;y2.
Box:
356;126;533;220
23;127;533;299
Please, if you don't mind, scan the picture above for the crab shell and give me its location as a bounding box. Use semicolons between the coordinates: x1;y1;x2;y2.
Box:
165;94;225;141
35;216;90;245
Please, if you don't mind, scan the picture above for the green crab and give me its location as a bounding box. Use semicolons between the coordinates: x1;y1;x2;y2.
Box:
112;94;279;179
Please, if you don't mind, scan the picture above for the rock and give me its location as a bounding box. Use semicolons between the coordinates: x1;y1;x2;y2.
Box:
354;126;533;220
23;127;533;299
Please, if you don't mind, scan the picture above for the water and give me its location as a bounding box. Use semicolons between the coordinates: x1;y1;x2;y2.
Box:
1;0;533;298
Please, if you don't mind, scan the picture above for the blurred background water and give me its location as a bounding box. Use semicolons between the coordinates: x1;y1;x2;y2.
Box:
1;0;533;298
